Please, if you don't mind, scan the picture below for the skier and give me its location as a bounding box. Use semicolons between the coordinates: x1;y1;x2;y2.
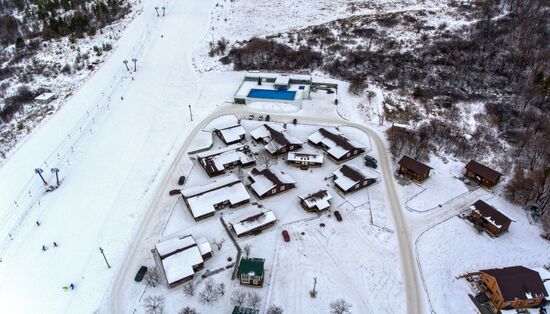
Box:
69;283;75;290
62;285;68;291
120;96;124;101
36;221;40;226
42;245;47;251
53;242;58;247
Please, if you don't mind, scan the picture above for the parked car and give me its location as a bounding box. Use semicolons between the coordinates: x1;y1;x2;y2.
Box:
177;176;186;185
364;155;378;168
134;266;148;282
334;211;343;222
258;115;264;121
282;230;290;242
326;89;335;94
265;114;270;121
169;189;181;196
248;114;255;120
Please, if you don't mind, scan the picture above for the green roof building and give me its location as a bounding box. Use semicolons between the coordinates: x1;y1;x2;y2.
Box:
232;306;260;314
237;257;265;287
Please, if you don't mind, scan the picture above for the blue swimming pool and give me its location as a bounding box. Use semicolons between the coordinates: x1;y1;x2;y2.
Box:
247;89;296;101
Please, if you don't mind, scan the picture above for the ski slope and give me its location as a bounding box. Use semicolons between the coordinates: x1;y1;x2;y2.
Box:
0;0;220;312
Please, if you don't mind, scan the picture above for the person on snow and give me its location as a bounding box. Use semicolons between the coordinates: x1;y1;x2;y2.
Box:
53;242;58;247
42;245;47;251
69;283;75;290
36;221;40;226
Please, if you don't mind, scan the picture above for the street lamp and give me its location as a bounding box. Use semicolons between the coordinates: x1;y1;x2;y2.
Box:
132;58;137;72
99;247;111;269
123;60;129;71
34;168;47;186
154;6;159;17
51;168;60;187
162;6;166;16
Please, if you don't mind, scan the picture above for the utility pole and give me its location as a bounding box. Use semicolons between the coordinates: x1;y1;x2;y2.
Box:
188;105;193;122
34;168;47;186
162;6;166;16
99;247;111;269
51;168;60;187
123;60;129;71
312;277;317;295
132;58;137;72
154;6;159;17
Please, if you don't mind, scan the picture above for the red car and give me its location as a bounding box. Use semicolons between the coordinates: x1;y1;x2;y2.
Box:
282;230;290;242
334;211;343;222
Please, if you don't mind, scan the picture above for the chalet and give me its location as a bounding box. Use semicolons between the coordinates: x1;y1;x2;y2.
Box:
299;190;333;212
286;151;323;168
238;257;265;287
180;175;250;221
152;235;213;288
332;164;377;193
397;156;432;182
465;160;503;188
468;200;513;237
196;144;256;177
479;266;548;312
250;124;303;155
307;128;365;162
232;306;259;314
229;209;277;237
248;168;296;198
214;124;246;145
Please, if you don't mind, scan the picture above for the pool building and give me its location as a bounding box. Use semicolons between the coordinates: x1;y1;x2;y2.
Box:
234;73;312;106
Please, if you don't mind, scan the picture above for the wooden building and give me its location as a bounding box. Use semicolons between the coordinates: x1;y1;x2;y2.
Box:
465;160;502;188
196;144;256;177
230;210;277;237
286;151;323;168
248;168;296;199
332;164;377;194
468;200;513;237
214;124;246;145
308;128;365;162
180;175;250;221
397;156;432;182
250;124;303;155
299;190;333;212
479;266;548;312
232;306;259;314
238;258;265;287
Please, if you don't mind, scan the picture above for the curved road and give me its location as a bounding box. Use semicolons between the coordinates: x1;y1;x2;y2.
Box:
108;105;425;314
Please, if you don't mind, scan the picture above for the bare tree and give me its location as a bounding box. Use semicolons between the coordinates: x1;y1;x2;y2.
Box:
178;306;198;314
230;289;247;306
145;269;160;288
143;295;165;314
247;292;262;308
182;282;195;297
243;243;252;257
256;150;277;170
329;299;352;314
266;304;284;314
213;238;226;250
216;282;225;296
199;278;222;304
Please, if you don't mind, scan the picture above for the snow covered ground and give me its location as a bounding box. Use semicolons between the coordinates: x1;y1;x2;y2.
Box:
416;196;550;314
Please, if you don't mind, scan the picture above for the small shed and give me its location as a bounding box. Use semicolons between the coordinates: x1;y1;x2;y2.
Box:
232;306;260;314
465;160;502;188
397;156;432;182
299;190;333;212
34;92;56;104
468;200;513;237
238;258;265;287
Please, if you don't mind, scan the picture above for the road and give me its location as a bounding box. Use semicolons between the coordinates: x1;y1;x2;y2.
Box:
108;105;425;314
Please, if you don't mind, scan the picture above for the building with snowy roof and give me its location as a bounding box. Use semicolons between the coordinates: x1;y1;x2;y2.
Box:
233;73;312;106
250;124;303;156
196;144;256;177
478;266;548;312
248;167;296;199
214;124;246;145
467;200;513;237
465;160;503;188
34;92;57;104
397;155;432;182
152;235;213;288
299;190;333;212
229;209;277;237
332;164;377;193
308;128;365;162
237;257;266;287
180;175;250;221
286;151;323;168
